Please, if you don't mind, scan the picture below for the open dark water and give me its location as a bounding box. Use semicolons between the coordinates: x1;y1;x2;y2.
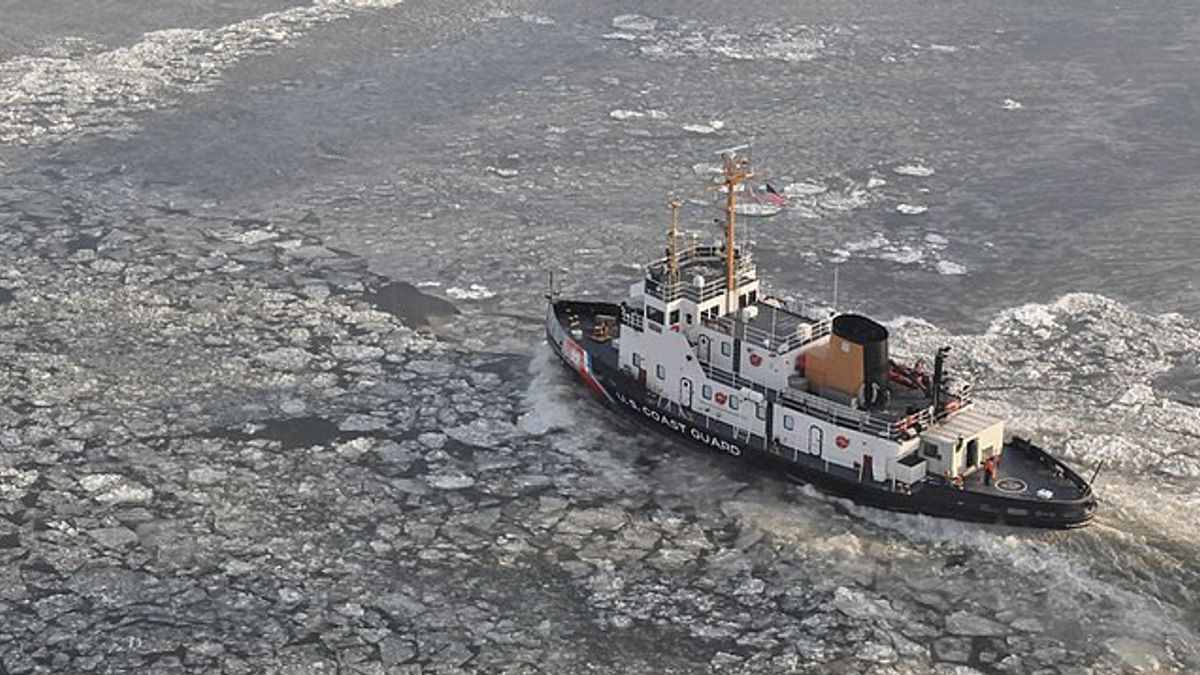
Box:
0;1;1197;672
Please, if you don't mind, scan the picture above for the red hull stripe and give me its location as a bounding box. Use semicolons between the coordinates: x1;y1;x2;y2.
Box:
563;337;613;401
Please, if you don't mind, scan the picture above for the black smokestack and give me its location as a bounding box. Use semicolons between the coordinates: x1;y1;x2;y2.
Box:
932;346;951;409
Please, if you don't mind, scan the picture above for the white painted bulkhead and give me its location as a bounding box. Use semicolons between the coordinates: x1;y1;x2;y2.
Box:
619;319;767;440
770;404;915;482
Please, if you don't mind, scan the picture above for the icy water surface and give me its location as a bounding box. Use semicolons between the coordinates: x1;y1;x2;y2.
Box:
0;0;1198;672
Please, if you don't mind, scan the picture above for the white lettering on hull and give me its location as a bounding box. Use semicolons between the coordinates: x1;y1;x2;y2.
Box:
613;390;741;456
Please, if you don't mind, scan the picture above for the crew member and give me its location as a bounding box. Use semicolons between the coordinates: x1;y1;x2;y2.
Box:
983;456;996;486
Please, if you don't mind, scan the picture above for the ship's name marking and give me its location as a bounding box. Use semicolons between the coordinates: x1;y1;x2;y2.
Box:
613;390;741;456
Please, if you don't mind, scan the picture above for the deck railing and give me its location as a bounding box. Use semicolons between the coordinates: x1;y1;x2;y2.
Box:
778;386;898;437
643;245;756;304
703;312;832;354
887;382;974;436
702;361;972;441
645;271;757;304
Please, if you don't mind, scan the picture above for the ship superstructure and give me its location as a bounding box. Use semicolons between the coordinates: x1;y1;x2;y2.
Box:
547;151;1096;528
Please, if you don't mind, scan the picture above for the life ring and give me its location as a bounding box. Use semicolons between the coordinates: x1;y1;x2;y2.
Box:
670;324;681;332
835;435;850;449
945;400;961;413
714;391;727;405
749;352;762;367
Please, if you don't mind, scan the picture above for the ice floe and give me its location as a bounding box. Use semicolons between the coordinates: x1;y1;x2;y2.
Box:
829;231;972;275
782;181;828;197
519;13;555;26
893;163;935;177
446;284;495;300
605;16;839;64
609;108;668;121
935;260;967;275
611;14;658;33
681;120;724;134
896;203;928;215
0;0;408;145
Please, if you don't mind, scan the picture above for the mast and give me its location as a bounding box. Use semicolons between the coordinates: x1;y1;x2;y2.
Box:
667;195;682;284
720;152;753;314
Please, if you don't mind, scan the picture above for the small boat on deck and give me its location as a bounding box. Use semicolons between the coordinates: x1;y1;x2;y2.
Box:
545;150;1097;529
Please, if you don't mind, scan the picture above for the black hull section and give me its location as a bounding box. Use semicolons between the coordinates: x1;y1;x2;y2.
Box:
547;302;1096;530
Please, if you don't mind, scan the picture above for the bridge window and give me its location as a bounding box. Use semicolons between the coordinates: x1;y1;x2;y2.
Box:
756;404;766;420
729;395;740;410
656;365;666;380
702;385;712;400
783;415;794;431
669;309;680;324
632;353;642;368
685;313;693;324
721;341;731;357
922;442;941;460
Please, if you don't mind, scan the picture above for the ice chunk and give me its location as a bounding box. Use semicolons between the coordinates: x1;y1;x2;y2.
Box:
256;347;315;371
682;120;724;134
339;414;388;432
0;467;38;499
893;163;935;177
896;203;928;215
87;527;139;549
830;586;894;619
935;260;967;275
95;483;153;504
609;109;644;120
946;610;1010;636
446;284;495;300
881;247;924;265
611;108;667;121
330;344;385;362
783;181;828;197
426;474;476;490
611;14;658;32
1117;383;1155;407
520;14;554;25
